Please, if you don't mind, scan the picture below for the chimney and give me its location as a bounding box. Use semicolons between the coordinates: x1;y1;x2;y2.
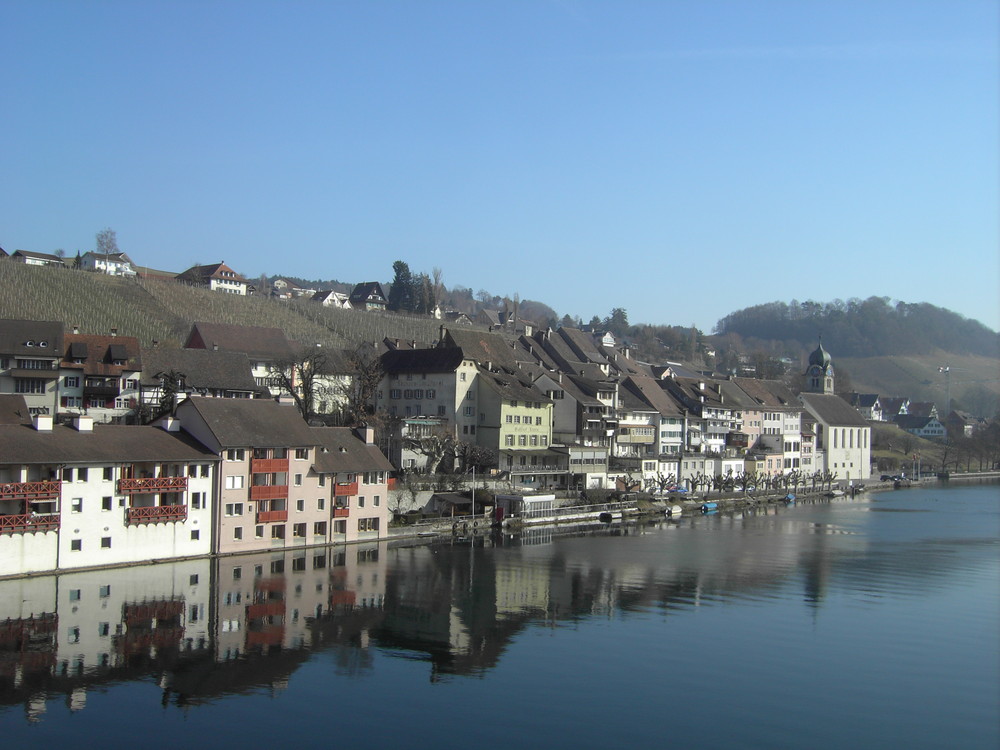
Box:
72;325;80;335
152;339;159;348
160;417;180;432
32;414;53;432
355;425;375;444
212;342;219;351
73;415;94;432
110;328;117;337
698;381;705;391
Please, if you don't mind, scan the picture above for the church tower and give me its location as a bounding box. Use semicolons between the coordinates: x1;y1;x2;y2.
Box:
805;339;834;394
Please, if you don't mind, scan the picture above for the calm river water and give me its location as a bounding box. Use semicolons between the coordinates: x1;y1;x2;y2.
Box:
1;481;997;749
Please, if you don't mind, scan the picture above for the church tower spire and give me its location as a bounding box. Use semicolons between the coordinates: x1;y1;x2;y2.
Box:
805;337;834;394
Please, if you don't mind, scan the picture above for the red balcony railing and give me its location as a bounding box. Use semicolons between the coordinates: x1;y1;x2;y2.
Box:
250;484;288;501
387;477;397;491
118;476;188;494
0;480;61;501
247;601;285;619
0;513;59;534
256;509;288;523
334;481;358;497
126;505;188;524
251;457;288;473
333;507;349;518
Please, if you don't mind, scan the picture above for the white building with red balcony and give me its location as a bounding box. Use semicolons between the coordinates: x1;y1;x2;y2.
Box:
0;414;218;576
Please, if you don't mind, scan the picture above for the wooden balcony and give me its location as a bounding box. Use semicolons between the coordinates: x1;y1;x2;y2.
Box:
251;457;288;473
333;507;349;518
334;481;358;497
0;513;59;534
118;476;188;494
0;480;61;501
256;509;288;523
250;484;288;501
126;505;188;524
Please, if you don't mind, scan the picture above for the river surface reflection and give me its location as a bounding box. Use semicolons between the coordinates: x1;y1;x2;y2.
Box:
2;482;997;749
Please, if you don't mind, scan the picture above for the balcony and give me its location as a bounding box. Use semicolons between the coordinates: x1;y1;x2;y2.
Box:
126;505;188;524
251;457;289;474
334;481;358;497
0;513;59;534
0;480;61;501
247;601;285;619
250;484;288;501
84;383;120;398
246;626;284;647
256;509;288;523
118;476;188;494
387;477;397;491
333;507;350;518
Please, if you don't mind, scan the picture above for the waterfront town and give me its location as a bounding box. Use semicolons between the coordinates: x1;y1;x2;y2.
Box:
0;250;992;579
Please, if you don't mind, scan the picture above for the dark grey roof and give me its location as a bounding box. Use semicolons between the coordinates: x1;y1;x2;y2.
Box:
0;423;217;464
311;428;393;474
799;393;869;427
140;347;260;392
381;347;468;374
0;395;31;425
179;398;316;448
478;369;551;403
444;328;522;373
0;319;64;357
621;375;685;418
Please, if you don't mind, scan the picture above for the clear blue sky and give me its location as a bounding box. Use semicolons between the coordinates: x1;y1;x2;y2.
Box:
2;1;997;333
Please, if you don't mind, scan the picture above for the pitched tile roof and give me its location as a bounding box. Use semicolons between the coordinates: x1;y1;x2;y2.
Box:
140;347;260;392
799;393;869;427
0;423;217;464
178;397;317;448
311;427;393;473
185;322;295;359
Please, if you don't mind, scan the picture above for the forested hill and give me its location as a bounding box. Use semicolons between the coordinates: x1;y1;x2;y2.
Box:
714;298;999;358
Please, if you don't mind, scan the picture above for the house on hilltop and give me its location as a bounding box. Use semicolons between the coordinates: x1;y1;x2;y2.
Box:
349;282;388;311
176;262;249;295
11;250;66;267
80;251;137;277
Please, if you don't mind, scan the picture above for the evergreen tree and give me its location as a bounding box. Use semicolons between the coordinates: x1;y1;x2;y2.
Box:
388;260;414;312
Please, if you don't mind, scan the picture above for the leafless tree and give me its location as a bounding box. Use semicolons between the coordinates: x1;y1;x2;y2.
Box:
96;227;119;255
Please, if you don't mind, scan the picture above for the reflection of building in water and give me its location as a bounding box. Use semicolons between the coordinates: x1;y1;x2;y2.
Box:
213;543;386;661
0;541;389;717
0;558;211;716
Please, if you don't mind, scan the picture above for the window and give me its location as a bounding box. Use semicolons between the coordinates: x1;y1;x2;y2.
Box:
374;495;380;506
464;406;474;416
295;448;308;460
98;622;110;637
102;496;112;511
234;527;243;540
63;468;74;482
505;435;514;446
292;557;306;572
293;523;307;537
536;417;543;425
334;520;347;534
192;492;206;509
224;475;245;489
71;497;83;513
225;503;244;516
99;585;111;597
294;473;302;486
103;466;113;481
71;539;82;551
190;530;200;540
255;525;264;538
460;372;467;382
64;376;79;388
358;496;365;507
233;566;242;580
317;497;325;510
189;574;199;585
518;435;527;446
295;498;305;512
271;525;285;539
226;449;245;461
77;468;88;482
358;517;380;532
390;388;401;399
101;537;111;549
15;378;46;394
314;521;327;536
